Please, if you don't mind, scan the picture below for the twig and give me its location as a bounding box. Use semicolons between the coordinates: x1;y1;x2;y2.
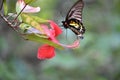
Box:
0;0;3;11
0;12;27;40
12;4;27;23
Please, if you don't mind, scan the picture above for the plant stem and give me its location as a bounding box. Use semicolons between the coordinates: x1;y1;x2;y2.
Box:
0;0;3;11
12;4;27;23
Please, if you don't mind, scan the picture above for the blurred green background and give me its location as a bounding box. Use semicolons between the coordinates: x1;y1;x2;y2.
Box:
0;0;120;80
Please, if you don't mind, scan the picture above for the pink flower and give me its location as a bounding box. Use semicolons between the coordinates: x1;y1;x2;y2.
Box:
16;0;40;13
37;21;62;59
37;21;80;59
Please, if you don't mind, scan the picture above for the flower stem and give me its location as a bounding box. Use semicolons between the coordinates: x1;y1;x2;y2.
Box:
0;12;27;40
0;0;3;11
12;4;27;24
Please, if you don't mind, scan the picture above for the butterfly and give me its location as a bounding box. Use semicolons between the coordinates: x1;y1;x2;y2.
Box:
62;0;85;39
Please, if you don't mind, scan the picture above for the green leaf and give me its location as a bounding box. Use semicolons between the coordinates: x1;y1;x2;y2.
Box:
24;0;36;4
30;15;48;23
20;23;48;38
21;13;44;33
24;34;64;50
19;23;32;32
3;0;8;15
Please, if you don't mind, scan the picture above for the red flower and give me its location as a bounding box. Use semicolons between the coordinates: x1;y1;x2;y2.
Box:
37;21;62;59
38;45;55;59
37;21;80;59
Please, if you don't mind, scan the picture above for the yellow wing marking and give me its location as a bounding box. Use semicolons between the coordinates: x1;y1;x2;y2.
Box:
69;21;79;28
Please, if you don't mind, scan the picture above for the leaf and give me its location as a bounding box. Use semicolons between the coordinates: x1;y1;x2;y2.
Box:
3;0;8;15
20;23;48;38
30;15;48;23
24;0;36;4
19;23;32;32
21;13;44;33
24;34;64;50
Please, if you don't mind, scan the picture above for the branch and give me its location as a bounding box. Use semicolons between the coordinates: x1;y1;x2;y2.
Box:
0;0;3;11
0;12;27;40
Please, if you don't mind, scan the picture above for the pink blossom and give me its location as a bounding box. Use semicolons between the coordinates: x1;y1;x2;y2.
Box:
37;21;80;59
16;0;40;13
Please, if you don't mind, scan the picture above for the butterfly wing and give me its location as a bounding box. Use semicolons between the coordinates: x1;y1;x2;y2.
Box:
66;0;84;22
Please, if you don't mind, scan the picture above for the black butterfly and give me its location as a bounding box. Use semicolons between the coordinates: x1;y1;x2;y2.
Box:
62;0;85;39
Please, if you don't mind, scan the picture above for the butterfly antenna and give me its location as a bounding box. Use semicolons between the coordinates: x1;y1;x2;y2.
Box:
65;29;68;40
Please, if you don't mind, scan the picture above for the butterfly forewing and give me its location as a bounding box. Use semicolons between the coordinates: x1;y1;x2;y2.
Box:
66;0;84;22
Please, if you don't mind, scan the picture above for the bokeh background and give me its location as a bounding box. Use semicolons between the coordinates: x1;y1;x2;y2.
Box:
0;0;120;80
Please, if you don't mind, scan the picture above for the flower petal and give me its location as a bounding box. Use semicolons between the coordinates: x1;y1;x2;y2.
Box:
23;6;40;13
37;45;55;59
40;24;59;43
16;0;40;13
48;20;62;37
59;39;80;48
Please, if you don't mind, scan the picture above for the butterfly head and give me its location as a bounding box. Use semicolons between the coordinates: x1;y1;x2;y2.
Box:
62;21;69;29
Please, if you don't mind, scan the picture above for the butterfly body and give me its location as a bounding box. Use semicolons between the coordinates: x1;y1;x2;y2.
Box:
62;0;85;39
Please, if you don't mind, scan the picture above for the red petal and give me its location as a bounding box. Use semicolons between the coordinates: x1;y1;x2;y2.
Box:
37;45;55;59
60;39;80;48
40;24;60;44
49;20;62;37
40;24;55;38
